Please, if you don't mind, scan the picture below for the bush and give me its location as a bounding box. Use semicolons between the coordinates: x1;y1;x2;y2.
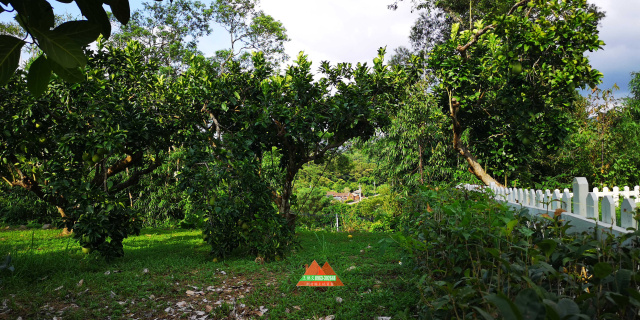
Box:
0;187;57;226
398;185;640;319
188;155;297;261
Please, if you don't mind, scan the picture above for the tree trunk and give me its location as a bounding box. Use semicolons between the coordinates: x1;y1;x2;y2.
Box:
57;207;73;235
277;160;301;231
449;96;503;187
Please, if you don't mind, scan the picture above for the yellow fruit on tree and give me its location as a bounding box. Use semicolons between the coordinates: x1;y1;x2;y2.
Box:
511;61;523;74
92;154;101;162
82;247;92;254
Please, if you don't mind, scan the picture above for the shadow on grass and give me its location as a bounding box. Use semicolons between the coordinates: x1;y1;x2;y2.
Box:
0;228;285;290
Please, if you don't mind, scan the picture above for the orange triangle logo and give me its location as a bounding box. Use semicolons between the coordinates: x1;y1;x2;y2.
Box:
297;260;344;286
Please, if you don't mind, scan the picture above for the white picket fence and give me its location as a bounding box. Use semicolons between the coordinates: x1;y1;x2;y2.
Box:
462;177;640;237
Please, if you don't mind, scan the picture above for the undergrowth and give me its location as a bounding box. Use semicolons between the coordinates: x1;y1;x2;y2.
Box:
397;185;640;319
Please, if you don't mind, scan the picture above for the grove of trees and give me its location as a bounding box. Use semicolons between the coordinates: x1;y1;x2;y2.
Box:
3;0;640;264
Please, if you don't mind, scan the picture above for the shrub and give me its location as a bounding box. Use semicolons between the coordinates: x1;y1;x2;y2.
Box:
398;185;640;319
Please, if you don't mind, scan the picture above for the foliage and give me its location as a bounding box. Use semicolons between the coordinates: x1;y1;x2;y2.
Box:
398;186;640;319
397;0;605;186
293;149;378;202
186;48;412;229
362;79;469;189
0;41;197;258
530;76;640;189
0;186;57;225
211;0;289;72
108;0;214;71
0;0;131;95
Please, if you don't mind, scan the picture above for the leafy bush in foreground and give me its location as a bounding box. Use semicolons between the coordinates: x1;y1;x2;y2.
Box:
398;185;640;319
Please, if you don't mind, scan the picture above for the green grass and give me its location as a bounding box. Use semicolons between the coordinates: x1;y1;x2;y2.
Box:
0;228;419;319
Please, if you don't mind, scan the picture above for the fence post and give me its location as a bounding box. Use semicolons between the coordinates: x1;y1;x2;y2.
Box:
536;190;544;209
545;190;551;209
586;192;597;219
602;196;616;226
613;186;620;206
620;198;637;230
562;190;571;212
573;177;589;217
552;190;561;210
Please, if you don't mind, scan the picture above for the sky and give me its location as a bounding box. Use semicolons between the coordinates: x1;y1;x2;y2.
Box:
258;0;640;98
2;0;638;97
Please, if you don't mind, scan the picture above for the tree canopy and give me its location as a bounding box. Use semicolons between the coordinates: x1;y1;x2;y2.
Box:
395;0;605;186
0;0;131;95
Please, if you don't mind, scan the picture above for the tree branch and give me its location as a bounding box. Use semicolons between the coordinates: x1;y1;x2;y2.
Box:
111;158;162;193
456;25;495;56
456;0;529;56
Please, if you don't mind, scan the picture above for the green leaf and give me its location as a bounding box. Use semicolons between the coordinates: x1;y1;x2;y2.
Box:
605;292;629;308
514;289;545;320
614;269;632;293
556;299;580;319
536;239;557;257
472;306;495;320
75;0;111;39
54;20;101;47
0;35;25;85
49;60;84;83
27;55;52;97
541;299;560;320
11;0;54;29
593;262;613;279
31;27;87;68
486;293;523;320
106;0;130;25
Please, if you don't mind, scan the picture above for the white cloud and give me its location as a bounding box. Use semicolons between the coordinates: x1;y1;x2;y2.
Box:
585;0;640;96
260;0;419;66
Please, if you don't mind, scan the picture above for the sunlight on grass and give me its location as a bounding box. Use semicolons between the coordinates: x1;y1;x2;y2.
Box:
0;228;418;319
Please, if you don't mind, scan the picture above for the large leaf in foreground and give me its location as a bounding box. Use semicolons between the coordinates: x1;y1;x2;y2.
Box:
54;20;102;47
27;55;52;97
31;27;87;69
0;35;26;85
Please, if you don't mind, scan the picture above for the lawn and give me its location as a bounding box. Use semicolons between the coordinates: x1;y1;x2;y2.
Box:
0;228;419;319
